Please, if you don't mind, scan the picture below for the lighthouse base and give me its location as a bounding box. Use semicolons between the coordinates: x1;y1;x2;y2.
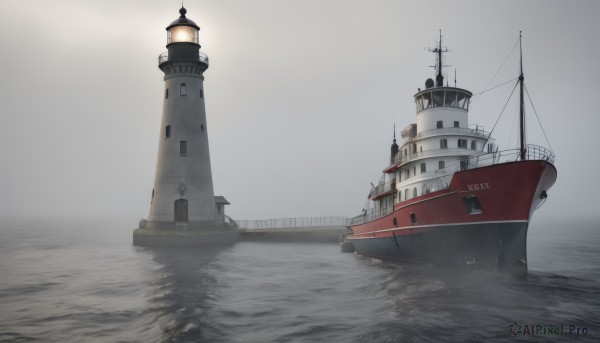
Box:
133;220;238;247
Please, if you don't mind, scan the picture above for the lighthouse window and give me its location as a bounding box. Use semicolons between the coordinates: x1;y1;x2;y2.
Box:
201;124;204;131
166;125;171;138
165;88;169;99
458;139;468;148
413;187;417;198
460;160;468;171
437;121;443;129
454;121;459;128
440;139;448;149
405;169;410;179
180;83;187;96
432;91;444;107
471;141;477;150
180;141;187;155
420;163;426;173
405;189;409;200
438;161;445;170
200;89;204;98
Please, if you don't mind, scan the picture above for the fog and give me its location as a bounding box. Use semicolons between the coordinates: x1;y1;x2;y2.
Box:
0;0;598;223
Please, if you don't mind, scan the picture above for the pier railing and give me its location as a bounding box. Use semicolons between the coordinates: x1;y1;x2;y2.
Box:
237;216;347;230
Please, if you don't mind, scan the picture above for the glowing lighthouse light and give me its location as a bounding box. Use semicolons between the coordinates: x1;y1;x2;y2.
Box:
169;25;198;44
166;7;199;44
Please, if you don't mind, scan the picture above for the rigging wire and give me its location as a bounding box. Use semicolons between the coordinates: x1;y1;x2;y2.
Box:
485;80;520;143
524;85;554;153
471;77;518;97
477;38;520;97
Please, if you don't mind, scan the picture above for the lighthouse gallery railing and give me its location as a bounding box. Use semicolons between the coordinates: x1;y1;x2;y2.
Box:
158;51;209;65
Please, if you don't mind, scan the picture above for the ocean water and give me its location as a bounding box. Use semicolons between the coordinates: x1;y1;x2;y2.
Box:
0;217;598;342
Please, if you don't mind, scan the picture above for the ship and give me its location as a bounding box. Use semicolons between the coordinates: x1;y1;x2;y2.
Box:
345;33;557;277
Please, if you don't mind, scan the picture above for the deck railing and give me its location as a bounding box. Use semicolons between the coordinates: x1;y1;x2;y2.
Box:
370;179;396;199
414;127;490;141
347;206;393;226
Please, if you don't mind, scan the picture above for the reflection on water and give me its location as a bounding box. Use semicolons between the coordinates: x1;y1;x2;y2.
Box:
143;246;230;342
0;218;598;342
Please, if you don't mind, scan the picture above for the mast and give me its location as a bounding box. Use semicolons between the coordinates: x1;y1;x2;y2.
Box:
435;30;444;87
519;31;526;160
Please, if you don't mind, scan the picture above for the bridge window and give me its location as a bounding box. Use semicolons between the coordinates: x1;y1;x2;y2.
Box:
454;121;459;128
471;141;477;150
416;96;424;112
458;139;467;148
422;184;428;194
440;139;448;149
405;169;409;179
420;163;426;173
445;91;457;106
457;92;469;109
432;91;444;107
460;160;468;171
438;160;445;169
437;120;443;129
422;93;431;109
405;189;409;200
413;187;417;198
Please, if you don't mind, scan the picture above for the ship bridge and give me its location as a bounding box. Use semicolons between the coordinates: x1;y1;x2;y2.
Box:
414;87;471;113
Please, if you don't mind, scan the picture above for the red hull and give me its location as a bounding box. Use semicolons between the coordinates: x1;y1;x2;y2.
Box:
347;160;557;273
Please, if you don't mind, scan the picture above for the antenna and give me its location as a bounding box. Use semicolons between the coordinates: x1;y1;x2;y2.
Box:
425;30;451;87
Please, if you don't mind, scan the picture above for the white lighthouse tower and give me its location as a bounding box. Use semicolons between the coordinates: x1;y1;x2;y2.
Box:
134;7;236;246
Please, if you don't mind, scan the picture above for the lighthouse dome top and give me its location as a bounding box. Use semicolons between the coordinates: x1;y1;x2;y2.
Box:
166;7;200;45
166;7;200;30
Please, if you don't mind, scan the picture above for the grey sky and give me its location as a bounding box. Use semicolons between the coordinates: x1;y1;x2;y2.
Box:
0;0;598;222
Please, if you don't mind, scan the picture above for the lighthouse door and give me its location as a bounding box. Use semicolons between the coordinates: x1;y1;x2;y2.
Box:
174;199;188;222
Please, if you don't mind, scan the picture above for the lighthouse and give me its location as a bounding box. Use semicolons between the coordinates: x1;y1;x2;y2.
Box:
134;7;237;246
